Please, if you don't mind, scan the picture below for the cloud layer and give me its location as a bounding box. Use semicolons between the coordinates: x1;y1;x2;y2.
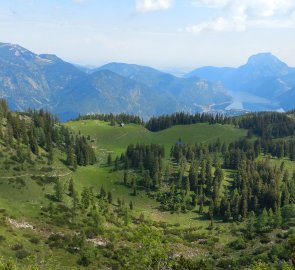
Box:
136;0;173;13
186;0;295;33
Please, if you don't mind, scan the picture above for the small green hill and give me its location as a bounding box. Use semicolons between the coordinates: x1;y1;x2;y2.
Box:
65;120;246;156
62;120;247;224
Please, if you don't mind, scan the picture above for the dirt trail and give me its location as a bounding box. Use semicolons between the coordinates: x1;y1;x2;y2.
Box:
0;171;72;179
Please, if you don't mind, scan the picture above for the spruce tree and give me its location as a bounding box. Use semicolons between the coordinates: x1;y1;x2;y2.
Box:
68;178;75;197
54;179;63;202
129;201;133;210
107;191;113;204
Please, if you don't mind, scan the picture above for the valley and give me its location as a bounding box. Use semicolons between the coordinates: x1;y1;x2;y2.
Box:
0;101;294;269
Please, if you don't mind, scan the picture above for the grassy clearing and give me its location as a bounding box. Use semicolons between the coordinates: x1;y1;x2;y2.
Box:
0;121;248;227
62;121;247;227
65;120;247;157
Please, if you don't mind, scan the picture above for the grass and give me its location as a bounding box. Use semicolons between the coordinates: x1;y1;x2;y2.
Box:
62;120;247;226
0;120;293;269
0;121;250;227
65;120;247;157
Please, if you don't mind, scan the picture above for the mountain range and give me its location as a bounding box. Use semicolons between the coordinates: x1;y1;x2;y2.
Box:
186;52;295;112
0;42;294;121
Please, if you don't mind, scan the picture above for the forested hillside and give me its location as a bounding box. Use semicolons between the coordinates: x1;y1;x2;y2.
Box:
0;103;294;269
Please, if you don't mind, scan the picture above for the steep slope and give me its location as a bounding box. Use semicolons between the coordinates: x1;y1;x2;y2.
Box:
0;43;86;111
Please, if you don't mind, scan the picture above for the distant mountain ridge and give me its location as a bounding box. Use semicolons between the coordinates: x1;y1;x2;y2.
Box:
0;43;232;121
0;43;294;120
185;52;295;111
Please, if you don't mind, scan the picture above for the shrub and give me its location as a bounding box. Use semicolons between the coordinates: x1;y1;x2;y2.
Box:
15;249;30;260
0;235;6;243
259;235;271;244
29;236;40;244
228;237;247;250
11;243;23;251
78;247;96;266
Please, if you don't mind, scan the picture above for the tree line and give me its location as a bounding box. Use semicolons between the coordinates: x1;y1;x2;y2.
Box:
146;112;232;132
75;113;144;125
0;99;96;168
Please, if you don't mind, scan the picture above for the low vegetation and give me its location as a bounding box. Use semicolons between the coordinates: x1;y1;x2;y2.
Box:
0;100;294;269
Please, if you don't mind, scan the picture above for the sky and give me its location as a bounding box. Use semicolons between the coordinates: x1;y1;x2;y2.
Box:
1;0;295;70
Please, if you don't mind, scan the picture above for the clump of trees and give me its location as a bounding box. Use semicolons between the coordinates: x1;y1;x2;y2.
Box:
75;113;144;125
146;112;232;132
0;99;96;169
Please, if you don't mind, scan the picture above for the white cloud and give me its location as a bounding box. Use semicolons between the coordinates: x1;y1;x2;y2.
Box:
190;0;231;8
73;0;87;3
187;0;295;33
136;0;173;13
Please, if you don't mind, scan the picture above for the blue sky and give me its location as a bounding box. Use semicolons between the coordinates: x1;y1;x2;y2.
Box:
1;0;295;70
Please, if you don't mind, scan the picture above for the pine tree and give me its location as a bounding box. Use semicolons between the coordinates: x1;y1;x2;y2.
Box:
132;178;137;196
246;211;256;238
257;208;268;232
114;157;119;170
107;191;113;204
81;188;90;209
123;171;128;186
268;208;274;228
188;161;198;192
28;129;39;155
66;144;76;168
48;202;54;218
124;208;129;226
107;153;112;166
68;178;75;197
54;179;63;202
224;200;232;221
117;197;122;207
100;186;106;198
47;147;53;165
273;209;282;228
72;191;80;215
205;160;213;196
208;199;214;227
183;176;190;195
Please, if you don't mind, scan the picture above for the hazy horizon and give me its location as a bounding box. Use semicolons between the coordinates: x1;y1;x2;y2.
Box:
1;0;295;69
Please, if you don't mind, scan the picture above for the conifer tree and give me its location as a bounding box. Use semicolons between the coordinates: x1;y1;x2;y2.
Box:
68;178;75;197
107;191;113;204
54;179;63;202
107;153;112;166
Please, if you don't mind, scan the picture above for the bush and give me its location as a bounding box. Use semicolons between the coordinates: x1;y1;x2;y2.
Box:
260;235;271;244
0;235;5;243
11;243;23;251
15;249;30;259
252;246;268;255
282;204;295;221
228;237;247;250
29;236;40;244
78;247;96;267
269;244;291;261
